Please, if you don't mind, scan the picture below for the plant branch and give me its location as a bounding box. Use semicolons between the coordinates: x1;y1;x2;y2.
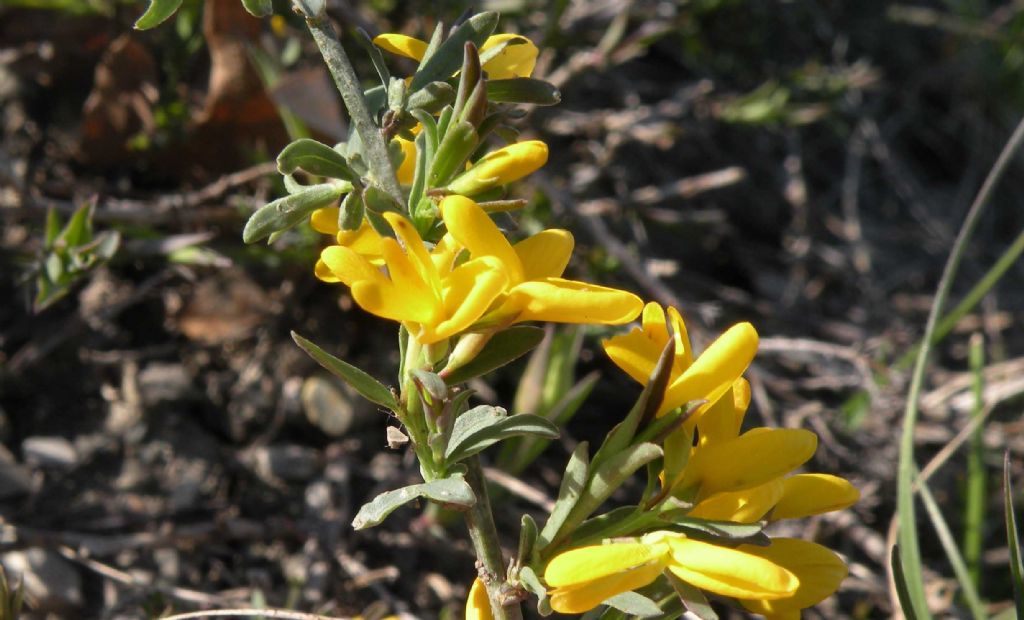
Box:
304;15;404;206
464;457;524;620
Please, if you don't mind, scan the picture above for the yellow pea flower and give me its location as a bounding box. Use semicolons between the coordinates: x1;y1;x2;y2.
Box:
465;578;492;620
373;33;538;80
768;473;861;521
310;208;385;274
440;195;643;327
543;531;798;614
602;302;758;419
317;210;508;345
737;538;848;619
447;140;549;196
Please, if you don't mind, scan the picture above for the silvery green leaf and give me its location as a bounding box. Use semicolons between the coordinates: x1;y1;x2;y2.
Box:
667;573;718;620
339;190;364;231
444;326;545;385
354;27;391;87
410;12;498;92
428;120;478;187
487;78;561;106
659;516;767;544
351;475;475;529
240;0;273;17
362;184;403;214
517;566;552;616
407;81;455;115
591;339;675;472
277;138;358;181
445;413;558;463
517;513;538;566
134;0;183;29
446;405;506;457
537;441;589;549
412;369;448;404
603;592;662;617
242;184;344;243
291;332;399;411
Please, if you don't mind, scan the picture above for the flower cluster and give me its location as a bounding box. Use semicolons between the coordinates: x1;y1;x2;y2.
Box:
539;303;860;618
237;13;858;618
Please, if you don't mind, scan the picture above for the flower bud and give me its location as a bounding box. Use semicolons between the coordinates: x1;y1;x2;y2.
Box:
447;140;548;196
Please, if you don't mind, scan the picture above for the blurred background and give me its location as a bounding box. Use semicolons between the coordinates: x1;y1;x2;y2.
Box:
2;0;1024;617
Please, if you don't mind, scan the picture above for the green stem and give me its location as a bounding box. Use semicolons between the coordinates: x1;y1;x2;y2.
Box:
464;458;524;620
964;334;986;590
895;114;1024;618
305;15;404;206
400;337;436;479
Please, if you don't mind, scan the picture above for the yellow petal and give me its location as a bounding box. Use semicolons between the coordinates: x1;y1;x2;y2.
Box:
310;207;340;235
544;541;668;587
738;539;847;614
319;245;385;287
336;219;385;259
351;278;435;325
666;305;694;367
688;478;784;523
602;324;667;385
365;238;440;323
666;536;798;600
373;33;428;61
447;141;549;196
383;212;441;292
514;229;573;280
314;258;340;283
426;257;508;343
661;322;758;417
396;136;417;185
549;560;665;615
682;428;817;497
500;278;643;325
697;379;747;446
480;34;538;79
441;195;524;283
769;474;860;521
465;577;492;620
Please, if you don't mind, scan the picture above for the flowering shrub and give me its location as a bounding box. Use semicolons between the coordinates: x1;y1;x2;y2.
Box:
135;2;858;618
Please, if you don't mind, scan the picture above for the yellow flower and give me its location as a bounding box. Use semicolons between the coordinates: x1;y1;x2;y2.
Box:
373;33;538;80
440;195;643;327
679;379;859;517
317;210;508;344
310;208;385;274
738;538;848;619
465;578;492;620
543;531;798;614
447;140;548;196
602;302;759;419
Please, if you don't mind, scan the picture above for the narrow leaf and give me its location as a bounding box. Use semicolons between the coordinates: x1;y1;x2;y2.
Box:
666;573;718;620
410;12;498;91
602;591;662;617
412;369;448;404
448;406;506;457
591;338;675;473
1006;451;1024;618
60;204;93;248
517;513;538;566
134;0;183;29
537;442;590;549
292;331;398;410
243;184;345;244
558;443;663;544
428;120;478;186
407;81;455;115
891;545;920;620
44;208;60;247
240;0;273;17
354;28;391;87
445;326;545;385
277;139;358;181
352;475;475;529
487;78;561;106
446;413;558;463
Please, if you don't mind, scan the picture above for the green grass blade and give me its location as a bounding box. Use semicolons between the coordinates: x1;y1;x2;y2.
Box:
896;114;1024;620
891;544;921;620
918;476;986;619
964;334;986;590
1005;451;1024;617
